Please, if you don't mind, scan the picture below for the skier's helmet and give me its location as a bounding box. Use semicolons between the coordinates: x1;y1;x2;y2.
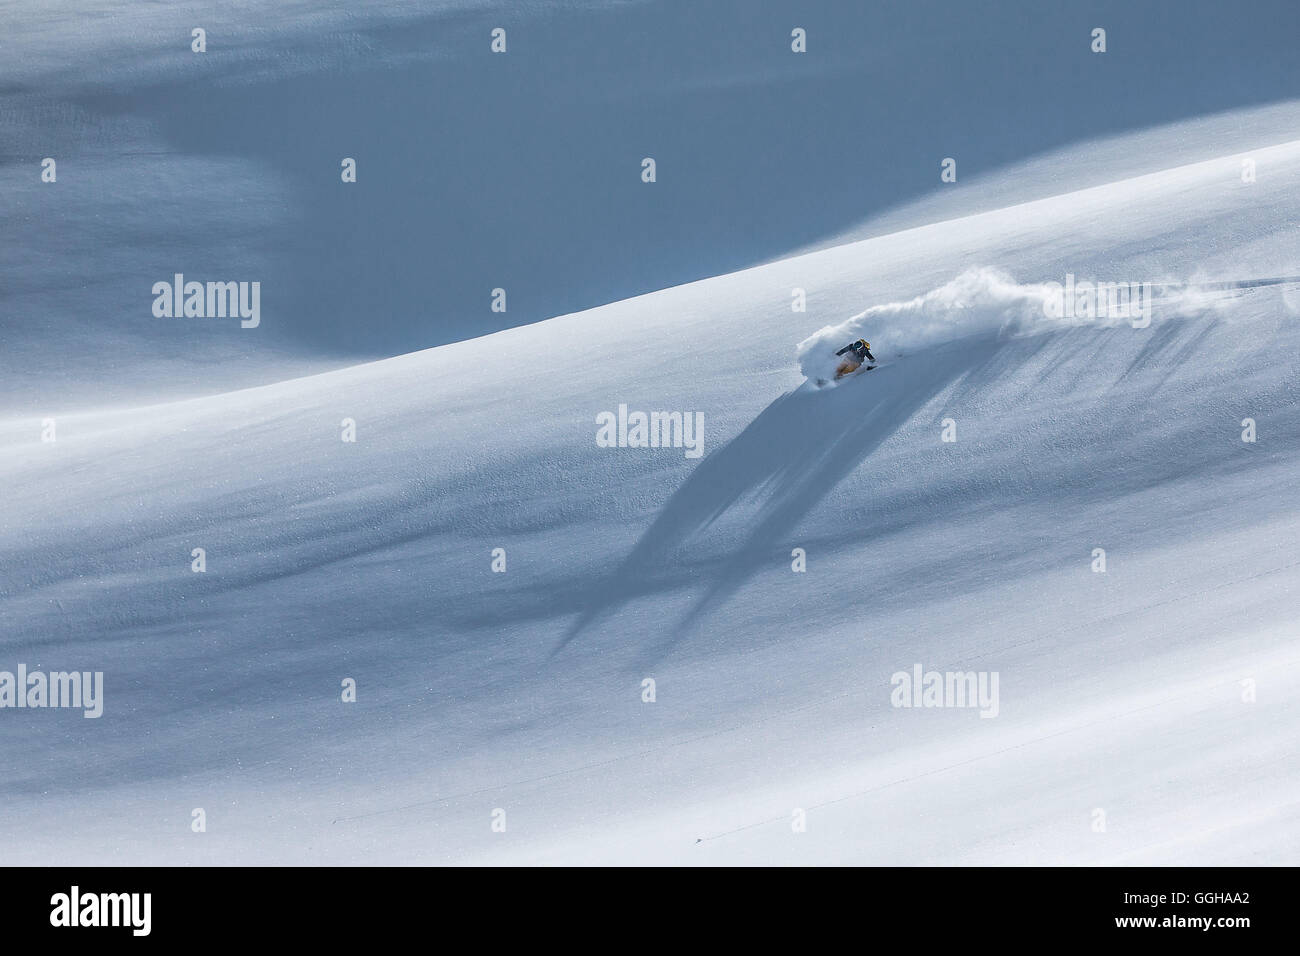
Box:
859;339;869;348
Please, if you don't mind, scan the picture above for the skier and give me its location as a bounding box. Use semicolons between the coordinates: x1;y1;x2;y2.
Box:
834;339;875;378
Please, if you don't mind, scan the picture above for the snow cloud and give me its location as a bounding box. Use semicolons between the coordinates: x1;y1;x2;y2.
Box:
796;268;1061;384
795;265;1279;384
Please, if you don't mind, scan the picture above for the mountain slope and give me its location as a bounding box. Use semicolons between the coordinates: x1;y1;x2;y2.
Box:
3;135;1299;864
7;0;1300;408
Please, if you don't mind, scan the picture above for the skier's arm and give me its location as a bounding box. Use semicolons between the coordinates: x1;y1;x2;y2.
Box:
835;345;851;356
865;348;875;362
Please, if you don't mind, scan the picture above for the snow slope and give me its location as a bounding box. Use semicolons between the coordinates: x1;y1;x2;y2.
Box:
7;0;1300;407
3;126;1299;864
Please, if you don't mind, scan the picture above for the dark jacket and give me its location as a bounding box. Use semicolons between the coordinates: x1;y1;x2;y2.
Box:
836;341;875;363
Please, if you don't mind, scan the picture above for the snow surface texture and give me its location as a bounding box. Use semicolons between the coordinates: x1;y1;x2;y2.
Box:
3;1;1300;865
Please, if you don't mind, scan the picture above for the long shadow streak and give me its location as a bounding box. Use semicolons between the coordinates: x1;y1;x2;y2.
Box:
556;336;1000;657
